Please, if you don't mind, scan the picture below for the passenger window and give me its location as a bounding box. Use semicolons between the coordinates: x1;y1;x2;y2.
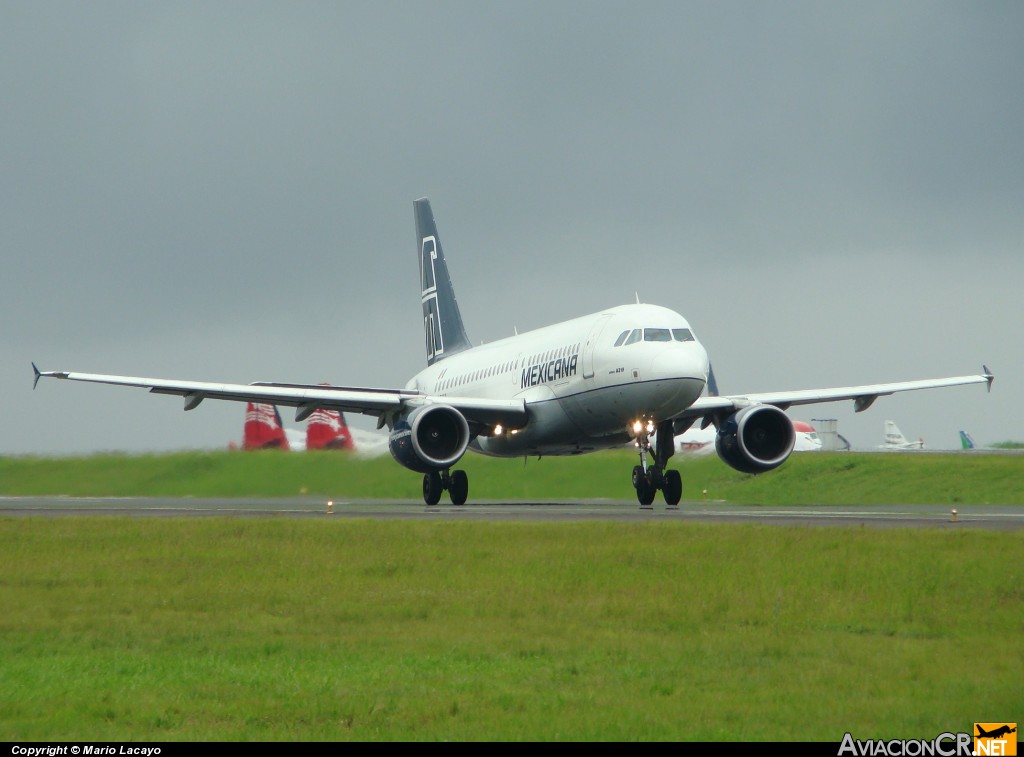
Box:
672;328;695;342
644;328;671;342
623;329;642;346
614;330;630;347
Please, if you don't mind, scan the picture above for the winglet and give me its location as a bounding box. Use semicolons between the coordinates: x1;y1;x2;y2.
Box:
983;364;994;392
32;362;41;390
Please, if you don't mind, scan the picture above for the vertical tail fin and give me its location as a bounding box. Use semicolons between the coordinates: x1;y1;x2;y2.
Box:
959;430;976;449
415;198;472;366
243;403;291;450
305;385;355;451
884;420;908;446
706;363;720;397
305;409;354;450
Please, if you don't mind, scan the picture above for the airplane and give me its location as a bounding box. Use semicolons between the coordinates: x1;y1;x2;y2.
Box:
307;408;390;457
239;402;291;450
235;395;388;455
959;430;977;450
879;419;925;450
792;420;823;451
304;406;355;451
231;404;342;451
32;198;995;508
976;725;1016;739
304;384;390;455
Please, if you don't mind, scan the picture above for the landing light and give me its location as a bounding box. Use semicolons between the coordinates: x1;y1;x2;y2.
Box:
494;424;503;435
631;419;656;436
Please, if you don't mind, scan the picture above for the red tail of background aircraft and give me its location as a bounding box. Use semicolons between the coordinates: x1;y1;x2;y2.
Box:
305;407;355;451
233;394;356;452
241;402;291;450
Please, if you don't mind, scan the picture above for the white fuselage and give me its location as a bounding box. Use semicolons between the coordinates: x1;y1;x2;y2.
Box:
406;303;709;456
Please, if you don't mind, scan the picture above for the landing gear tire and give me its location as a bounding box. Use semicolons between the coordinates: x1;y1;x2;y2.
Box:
636;477;656;507
632;422;681;509
449;470;468;506
663;469;682;506
423;471;443;506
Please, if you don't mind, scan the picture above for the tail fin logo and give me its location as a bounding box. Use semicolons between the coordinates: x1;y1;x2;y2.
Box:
414;198;471;366
306;407;355;451
975;723;1017;755
421;235;442;361
243;402;290;450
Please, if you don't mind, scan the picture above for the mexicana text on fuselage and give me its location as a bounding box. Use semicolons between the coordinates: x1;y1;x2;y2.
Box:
521;353;579;389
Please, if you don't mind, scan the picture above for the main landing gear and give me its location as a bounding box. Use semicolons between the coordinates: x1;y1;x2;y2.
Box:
422;469;469;506
632;423;683;509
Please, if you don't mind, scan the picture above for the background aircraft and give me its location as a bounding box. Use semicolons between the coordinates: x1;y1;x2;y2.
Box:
959;430;977;450
879;420;925;450
232;401;388;455
304;406;355;451
236;402;290;451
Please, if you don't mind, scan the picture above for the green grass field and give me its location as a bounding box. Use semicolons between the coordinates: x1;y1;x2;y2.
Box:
1;450;1021;741
2;448;1023;504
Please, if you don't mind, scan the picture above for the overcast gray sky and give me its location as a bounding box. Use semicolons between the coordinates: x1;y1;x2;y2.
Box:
3;1;1021;457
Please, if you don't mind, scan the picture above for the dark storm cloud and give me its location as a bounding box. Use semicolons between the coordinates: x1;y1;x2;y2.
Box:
2;1;1021;455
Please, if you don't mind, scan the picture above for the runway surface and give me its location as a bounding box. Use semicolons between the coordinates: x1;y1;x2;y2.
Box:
2;496;1023;530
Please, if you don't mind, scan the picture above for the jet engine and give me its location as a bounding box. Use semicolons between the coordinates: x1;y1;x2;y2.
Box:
715;404;796;474
388;404;471;474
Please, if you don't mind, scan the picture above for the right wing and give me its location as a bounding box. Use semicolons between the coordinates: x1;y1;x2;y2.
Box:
671;366;994;429
32;365;528;431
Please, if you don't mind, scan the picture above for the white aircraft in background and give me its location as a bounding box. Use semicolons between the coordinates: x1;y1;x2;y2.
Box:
33;198;994;508
879;420;925;450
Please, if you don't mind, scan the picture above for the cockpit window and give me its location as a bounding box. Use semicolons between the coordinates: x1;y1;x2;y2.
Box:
623;329;642;346
672;328;695;342
644;328;672;342
613;330;630;347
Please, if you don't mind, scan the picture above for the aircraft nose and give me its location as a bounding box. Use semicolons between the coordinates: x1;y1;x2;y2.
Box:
651;344;708;385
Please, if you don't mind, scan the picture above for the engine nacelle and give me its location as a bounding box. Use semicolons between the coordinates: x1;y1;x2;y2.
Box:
715;404;796;474
388;404;471;474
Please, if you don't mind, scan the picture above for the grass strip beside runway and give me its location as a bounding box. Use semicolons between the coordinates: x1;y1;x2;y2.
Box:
1;448;1023;504
0;517;1020;741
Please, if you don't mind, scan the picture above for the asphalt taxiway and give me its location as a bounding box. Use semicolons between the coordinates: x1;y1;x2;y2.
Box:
2;496;1023;530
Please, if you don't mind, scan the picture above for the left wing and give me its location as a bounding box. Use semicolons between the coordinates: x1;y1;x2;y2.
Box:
672;366;994;428
31;365;528;431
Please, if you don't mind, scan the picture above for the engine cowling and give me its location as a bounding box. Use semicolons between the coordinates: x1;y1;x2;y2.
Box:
388;404;471;474
715;404;796;474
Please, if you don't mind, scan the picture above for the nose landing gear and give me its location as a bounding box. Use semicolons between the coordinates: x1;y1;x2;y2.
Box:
631;421;683;509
